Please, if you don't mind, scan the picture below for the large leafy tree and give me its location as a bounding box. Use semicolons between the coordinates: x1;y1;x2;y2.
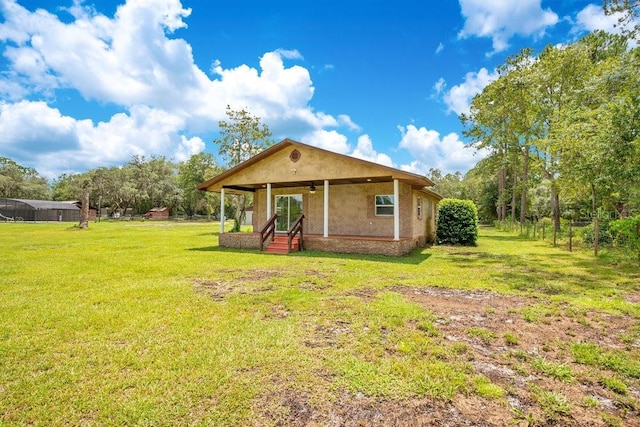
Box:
127;155;181;215
178;152;222;218
462;49;541;224
0;158;50;199
213;105;273;231
553;32;640;253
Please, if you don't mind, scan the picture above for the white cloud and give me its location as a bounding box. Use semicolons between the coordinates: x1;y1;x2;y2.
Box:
337;114;361;132
574;4;620;34
0;100;78;155
398;124;489;174
435;42;444;54
303;129;350;154
175;135;206;162
0;0;356;176
274;48;303;60
458;0;559;54
350;135;394;167
433;77;446;96
573;4;639;46
442;67;498;116
0;100;206;178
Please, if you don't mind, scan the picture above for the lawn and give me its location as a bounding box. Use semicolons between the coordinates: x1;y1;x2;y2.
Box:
1;222;638;426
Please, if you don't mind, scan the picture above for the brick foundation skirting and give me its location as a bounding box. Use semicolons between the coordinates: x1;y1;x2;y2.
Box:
218;233;420;256
219;232;262;249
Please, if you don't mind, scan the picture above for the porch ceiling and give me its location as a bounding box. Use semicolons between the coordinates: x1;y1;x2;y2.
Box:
222;175;396;193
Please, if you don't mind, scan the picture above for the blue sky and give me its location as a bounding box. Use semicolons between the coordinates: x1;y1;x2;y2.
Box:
0;0;633;179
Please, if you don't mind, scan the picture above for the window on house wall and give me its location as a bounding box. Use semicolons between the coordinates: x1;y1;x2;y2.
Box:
417;197;423;219
375;195;394;216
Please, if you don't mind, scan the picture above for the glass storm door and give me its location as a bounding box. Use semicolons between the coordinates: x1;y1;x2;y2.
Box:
275;195;302;232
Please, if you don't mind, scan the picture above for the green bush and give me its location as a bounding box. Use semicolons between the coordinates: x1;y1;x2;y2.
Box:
611;215;640;264
436;198;478;245
582;221;613;246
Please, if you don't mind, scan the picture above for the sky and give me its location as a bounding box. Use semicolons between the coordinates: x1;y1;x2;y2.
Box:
0;0;633;179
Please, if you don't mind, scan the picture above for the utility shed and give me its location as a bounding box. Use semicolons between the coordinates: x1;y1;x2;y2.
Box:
143;207;169;220
0;198;81;222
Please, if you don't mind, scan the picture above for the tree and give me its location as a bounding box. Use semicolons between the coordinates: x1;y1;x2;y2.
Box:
52;173;82;201
213;106;273;231
553;32;638;254
127;155;180;215
178;152;222;218
603;0;640;40
463;49;541;226
427;168;468;199
103;166;136;217
0;157;50;199
78;177;91;229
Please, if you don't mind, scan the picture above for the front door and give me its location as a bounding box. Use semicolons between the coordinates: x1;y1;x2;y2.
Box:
275;194;302;232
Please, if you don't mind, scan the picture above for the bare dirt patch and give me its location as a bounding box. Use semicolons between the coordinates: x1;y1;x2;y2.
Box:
393;286;640;426
193;269;331;299
259;286;639;426
258;389;504;427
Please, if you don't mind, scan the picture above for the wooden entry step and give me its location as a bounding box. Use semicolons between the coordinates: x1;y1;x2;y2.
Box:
266;235;300;254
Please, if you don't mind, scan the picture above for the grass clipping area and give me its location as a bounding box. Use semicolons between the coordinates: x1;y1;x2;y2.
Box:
1;223;639;426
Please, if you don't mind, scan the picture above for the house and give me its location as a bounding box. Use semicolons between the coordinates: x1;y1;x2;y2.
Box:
143;207;169;220
0;198;81;222
198;139;442;256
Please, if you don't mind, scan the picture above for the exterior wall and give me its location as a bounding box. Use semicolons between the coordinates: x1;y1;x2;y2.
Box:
253;182;416;238
409;191;439;245
425;197;437;243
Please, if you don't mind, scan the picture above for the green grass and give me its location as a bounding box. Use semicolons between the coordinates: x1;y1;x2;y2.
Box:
531;357;574;382
1;222;639;425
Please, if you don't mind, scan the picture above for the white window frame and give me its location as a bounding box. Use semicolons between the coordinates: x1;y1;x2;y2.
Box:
417;197;423;219
375;195;395;216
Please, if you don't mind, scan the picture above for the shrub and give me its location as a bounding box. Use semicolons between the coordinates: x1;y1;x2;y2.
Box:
581;221;613;246
436;199;478;245
610;215;640;264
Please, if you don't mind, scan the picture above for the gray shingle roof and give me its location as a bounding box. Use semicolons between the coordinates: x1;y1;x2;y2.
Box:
9;199;80;210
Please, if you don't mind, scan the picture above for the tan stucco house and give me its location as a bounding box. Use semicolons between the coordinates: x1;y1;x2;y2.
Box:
198;138;441;256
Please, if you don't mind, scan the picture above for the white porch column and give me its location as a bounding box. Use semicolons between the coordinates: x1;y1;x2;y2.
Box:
393;179;400;241
220;187;225;234
323;180;329;237
266;183;272;219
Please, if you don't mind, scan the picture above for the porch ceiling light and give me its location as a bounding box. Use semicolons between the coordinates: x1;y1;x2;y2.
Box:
309;183;316;193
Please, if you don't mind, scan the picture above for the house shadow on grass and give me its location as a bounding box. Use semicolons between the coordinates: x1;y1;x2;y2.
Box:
187;245;432;265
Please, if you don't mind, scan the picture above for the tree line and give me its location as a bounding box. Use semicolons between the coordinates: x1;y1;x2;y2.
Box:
0;105;273;225
0;153;224;219
430;30;639;254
